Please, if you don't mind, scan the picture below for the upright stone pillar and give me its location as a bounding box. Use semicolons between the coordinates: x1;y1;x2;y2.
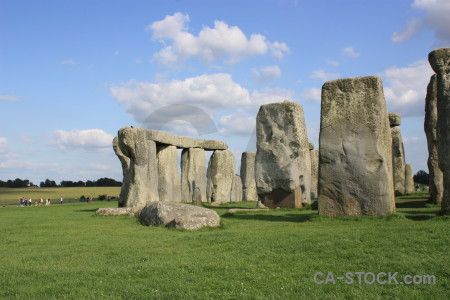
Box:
181;148;207;202
157;145;182;202
230;175;243;202
428;48;450;213
388;113;406;196
255;100;311;208
113;136;130;207
206;150;236;204
405;164;415;194
318;76;395;216
309;143;319;201
117;127;159;207
240;152;257;201
424;74;444;205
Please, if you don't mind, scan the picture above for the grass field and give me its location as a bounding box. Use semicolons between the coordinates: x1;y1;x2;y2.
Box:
0;190;448;299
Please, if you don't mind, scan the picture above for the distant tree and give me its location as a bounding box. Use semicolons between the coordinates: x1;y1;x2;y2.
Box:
85;180;94;187
413;170;429;185
0;180;5;187
95;177;122;187
75;180;85;187
41;179;57;187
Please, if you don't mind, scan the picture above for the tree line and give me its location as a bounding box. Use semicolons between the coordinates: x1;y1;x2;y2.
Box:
0;177;122;188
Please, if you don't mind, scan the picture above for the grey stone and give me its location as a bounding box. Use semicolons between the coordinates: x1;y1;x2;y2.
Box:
240;152;257;201
429;48;450;213
206;150;236;204
113;136;130;207
424;74;444;205
309;142;315;150
117;127;159;207
230;175;243;202
95;207;141;216
390;126;406;196
181;148;207;203
388;113;401;127
157;145;182;202
310;149;319;200
255;100;311;208
139;201;220;230
318;76;395;216
192;187;202;206
405;164;415;194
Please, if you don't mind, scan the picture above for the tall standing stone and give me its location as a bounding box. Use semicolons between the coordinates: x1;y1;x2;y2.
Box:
230;175;243;202
206;150;236;204
310;147;319;201
405;164;415;194
424;74;444;205
157;145;182;202
255;100;311;208
181;148;207;202
240;152;257;201
113;136;130;207
389;113;406;196
117;127;159;207
428;48;450;213
318;76;395;216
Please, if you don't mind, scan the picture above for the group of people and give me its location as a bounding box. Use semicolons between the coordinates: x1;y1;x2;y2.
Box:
17;197;63;207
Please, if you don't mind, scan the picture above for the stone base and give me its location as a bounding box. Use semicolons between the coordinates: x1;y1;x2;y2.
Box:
259;187;302;208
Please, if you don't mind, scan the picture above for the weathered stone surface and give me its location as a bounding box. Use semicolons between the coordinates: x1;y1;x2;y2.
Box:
139;201;220;230
113;136;130;207
230;175;243;202
240;152;257;201
192;187;202;206
405;164;415;194
95;207;141;216
255;100;311;208
424;74;444;205
309;142;315;150
318;76;395;216
310;149;319;200
181;148;207;202
157;145;182;202
117;127;159;207
429;48;450;213
390;126;406;196
206;150;236;204
388;113;401;127
119;126;227;151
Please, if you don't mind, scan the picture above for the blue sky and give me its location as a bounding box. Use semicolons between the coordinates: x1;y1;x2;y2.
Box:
0;0;449;185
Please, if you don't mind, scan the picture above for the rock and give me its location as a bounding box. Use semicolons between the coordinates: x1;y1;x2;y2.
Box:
255;100;311;208
309;142;315;150
428;48;450;213
117;127;159;207
96;207;141;216
424;74;444;205
157;145;182;202
230;175;243;202
113;136;130;207
139;201;220;230
119;126;228;151
192;187;202;206
206;150;236;204
390;126;406;196
181;148;207;202
405;164;415;194
310;149;319;200
388;113;401;127
318;76;395;216
240;152;257;201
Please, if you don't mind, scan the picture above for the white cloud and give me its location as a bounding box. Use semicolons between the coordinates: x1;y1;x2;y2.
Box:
148;12;290;65
301;87;321;102
60;59;76;65
381;59;434;117
310;69;340;82
218;114;255;137
48;129;114;151
342;46;360;58
0;95;20;101
0;137;8;154
250;88;294;111
394;0;450;44
252;65;281;83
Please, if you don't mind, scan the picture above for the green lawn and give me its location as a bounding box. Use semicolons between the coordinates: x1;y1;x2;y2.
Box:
0;191;448;299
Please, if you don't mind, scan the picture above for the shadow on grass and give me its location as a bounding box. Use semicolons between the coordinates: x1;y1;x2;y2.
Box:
74;209;99;212
222;212;316;223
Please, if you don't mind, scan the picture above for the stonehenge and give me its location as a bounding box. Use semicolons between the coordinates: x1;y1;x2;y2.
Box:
255;100;311;208
181;148;207;203
240;152;257;201
309;143;319;201
389;113;406;196
206;150;236;204
405;164;415;194
318;76;395;216
428;48;450;213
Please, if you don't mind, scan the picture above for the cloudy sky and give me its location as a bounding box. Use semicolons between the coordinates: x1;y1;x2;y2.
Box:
0;0;449;185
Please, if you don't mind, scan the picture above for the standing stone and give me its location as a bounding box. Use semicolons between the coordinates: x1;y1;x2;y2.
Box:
428;48;450;213
255;100;311;208
405;164;415;194
240;152;257;201
192;187;202;206
389;113;406;196
181;148;207;202
310;149;319;201
157;145;182;202
318;76;395;216
230;175;243;202
424;74;444;205
206;150;236;204
117;127;159;207
113;136;130;207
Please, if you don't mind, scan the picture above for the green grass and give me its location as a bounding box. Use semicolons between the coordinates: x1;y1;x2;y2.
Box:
0;191;448;299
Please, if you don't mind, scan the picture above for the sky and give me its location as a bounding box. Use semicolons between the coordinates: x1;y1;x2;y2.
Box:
0;0;449;185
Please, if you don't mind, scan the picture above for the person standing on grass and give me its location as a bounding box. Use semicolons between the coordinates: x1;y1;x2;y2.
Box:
24;198;27;207
29;198;32;206
60;197;63;205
